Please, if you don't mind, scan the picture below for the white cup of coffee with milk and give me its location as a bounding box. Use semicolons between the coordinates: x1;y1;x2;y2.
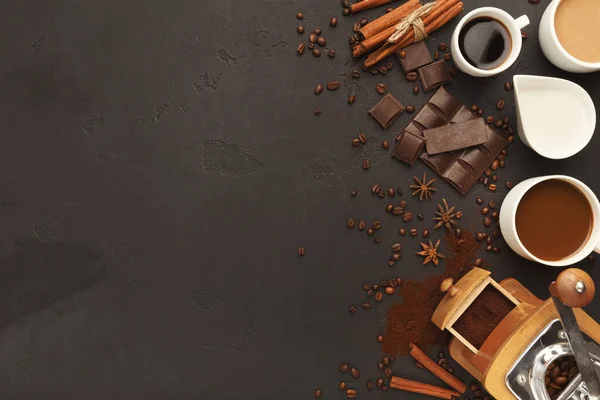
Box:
451;7;530;77
539;0;600;73
500;175;600;267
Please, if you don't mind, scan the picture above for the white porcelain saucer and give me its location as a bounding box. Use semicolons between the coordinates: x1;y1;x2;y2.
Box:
513;75;596;159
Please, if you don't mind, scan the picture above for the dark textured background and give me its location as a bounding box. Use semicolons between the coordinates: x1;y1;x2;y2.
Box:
0;0;598;399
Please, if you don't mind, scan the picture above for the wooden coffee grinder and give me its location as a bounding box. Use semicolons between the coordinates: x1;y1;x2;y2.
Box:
431;267;600;400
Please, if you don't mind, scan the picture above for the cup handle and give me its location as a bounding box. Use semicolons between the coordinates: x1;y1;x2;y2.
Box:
515;15;530;30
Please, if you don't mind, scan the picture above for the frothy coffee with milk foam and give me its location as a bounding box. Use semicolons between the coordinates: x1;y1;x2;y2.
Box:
555;0;600;63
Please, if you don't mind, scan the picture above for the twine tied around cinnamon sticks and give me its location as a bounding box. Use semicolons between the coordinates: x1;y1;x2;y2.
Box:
387;2;437;44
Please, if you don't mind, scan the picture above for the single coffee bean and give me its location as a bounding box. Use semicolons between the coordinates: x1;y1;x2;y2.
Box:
308;42;315;50
351;138;360;147
415;213;423;220
486;244;493;252
434;51;440;60
489;183;497;191
399;228;406;236
483;217;492;227
486;116;495;124
384;368;392;378
499;160;505;168
492;246;501;254
497;99;505;110
385;287;395;295
361;302;371;309
362;159;370;170
396;187;402;195
382;140;389;149
486;237;492;245
342;0;350;7
474;258;483;267
410;228;417;236
504;81;513;91
298;246;305;256
347;94;355;105
392;253;401;261
389;279;397;287
367;228;374;236
367;289;374;297
342;7;350;16
492;230;500;239
378;190;385;198
423;229;430;238
377;362;384;370
315;84;323;95
477;109;484;117
481;207;490;215
367;380;374;391
471;104;478;112
476;233;485;242
403;211;413;222
309;32;317;43
491;211;499;220
312;48;321;57
369;68;379;75
506;181;513;189
297;25;305;34
476;198;483;205
399;50;406;58
444;53;452;61
348;306;356;314
330;17;338;27
495;120;503;128
385;7;393;12
313;28;322;36
372;221;382;229
455;228;462;237
413;85;420;95
383;356;390;365
353;21;361;32
377;334;384;343
399;200;407;208
375;292;383;302
327;81;340;91
416;361;424;368
406;105;415;113
363;283;372;291
351;70;361;80
386;204;393;213
351;190;357;197
314;389;322;398
387;188;395;197
360;18;368;26
346;389;356;399
456;211;463;219
405;72;418;81
317;36;326;47
374;236;382;243
376;378;384;387
314;109;321;116
376;83;387;94
393;207;403;216
381;385;389;392
483;177;490;186
350;367;360;378
396;277;402;286
328;49;336;58
339;381;346;390
296;12;304;19
358;132;367;144
347;217;356;228
485;169;493;177
297;43;306;55
488;200;496;208
371;184;380;194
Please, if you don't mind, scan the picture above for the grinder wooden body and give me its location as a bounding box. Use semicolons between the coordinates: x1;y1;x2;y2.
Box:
431;268;600;399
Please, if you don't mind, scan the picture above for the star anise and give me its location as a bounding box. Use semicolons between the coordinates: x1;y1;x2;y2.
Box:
433;198;457;230
410;173;436;200
416;239;445;266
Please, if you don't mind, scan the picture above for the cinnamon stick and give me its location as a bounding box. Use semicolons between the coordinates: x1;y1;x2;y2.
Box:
390;377;461;400
350;0;400;14
364;1;463;67
358;0;420;39
409;343;467;394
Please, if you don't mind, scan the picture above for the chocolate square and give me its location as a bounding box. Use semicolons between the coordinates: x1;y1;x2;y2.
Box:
458;146;494;174
423;119;490;155
442;161;480;195
420;151;459;174
413;104;447;130
418;61;452;91
428;86;462;119
392;131;425;165
369;94;405;129
405;122;423;136
481;129;509;156
397;41;433;73
450;105;478;124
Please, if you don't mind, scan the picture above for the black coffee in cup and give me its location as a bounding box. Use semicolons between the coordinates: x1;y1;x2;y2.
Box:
458;17;512;70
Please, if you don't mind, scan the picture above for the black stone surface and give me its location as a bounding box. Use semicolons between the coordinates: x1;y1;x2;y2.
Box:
0;0;599;398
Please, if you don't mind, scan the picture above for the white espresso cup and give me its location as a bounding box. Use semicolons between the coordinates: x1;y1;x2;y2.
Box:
539;0;600;73
499;175;600;267
451;7;530;77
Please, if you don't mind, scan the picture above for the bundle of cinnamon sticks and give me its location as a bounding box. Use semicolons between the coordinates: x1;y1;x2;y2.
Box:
352;0;464;68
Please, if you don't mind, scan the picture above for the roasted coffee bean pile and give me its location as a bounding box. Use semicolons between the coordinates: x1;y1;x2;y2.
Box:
475;198;503;254
545;356;579;400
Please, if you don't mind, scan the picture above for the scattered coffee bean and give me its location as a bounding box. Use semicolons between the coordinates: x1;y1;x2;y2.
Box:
358;132;367;144
363;283;372;291
345;95;355;106
444;53;452;61
497;99;505;110
589;254;596;262
339;381;346;390
298;246;305;256
416;361;424;368
327;81;340;91
474;258;483;267
423;229;430;238
297;25;305;34
476;233;485;242
486;116;495;124
495;120;503;128
313;28;322;36
489;183;497;191
392;253;401;261
438;42;448;51
385;287;395;295
377;362;384;370
353;21;361;32
471;104;478;112
403;211;413;223
367;289;374;297
362;159;370;170
384;368;392;378
315;84;323;95
351;70;361;80
385;7;394;12
360;17;368;26
371;184;380;194
413;85;420;95
392;207;403;216
314;109;321;116
486;244;493;251
483;217;492;227
367;228;374;236
477;109;483;117
492;230;500;239
375;292;383;302
352;138;360;147
433;50;439;60
382;140;389;149
455;228;462;237
347;217;356;228
399;228;406;236
372;221;382;229
381;385;389;391
308;42;315;50
317;36;326;46
296;12;304;19
328;49;336;58
504;81;513;91
399;200;407;208
361;302;371;309
492;246;500;254
374;236;382;243
486;237;493;245
386;204;393;213
348;306;356;314
386;188;394;197
369;68;379;75
491;211;499;220
409;228;417;236
350;190;357;198
377;334;384;343
506;181;513;190
309;32;317;43
346;389;356;399
367;380;374;391
330;17;338;27
481;207;490;215
406;105;415;113
342;7;350;15
405;72;418;81
476;197;483;205
397;187;403;195
297;43;306;55
376;378;384;387
499;160;505;168
314;389;322;398
312;49;321;57
456;211;463;219
399;50;406;58
376;83;387;94
448;66;459;76
350;367;360;378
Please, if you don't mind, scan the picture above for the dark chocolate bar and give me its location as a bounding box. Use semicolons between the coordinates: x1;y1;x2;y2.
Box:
442;161;480;195
418;61;452;91
424;119;490;155
368;94;405;129
428;86;462;118
392;131;425;165
396;41;433;73
413;104;446;130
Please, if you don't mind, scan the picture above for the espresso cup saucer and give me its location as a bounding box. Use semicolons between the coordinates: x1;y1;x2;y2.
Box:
513;75;596;160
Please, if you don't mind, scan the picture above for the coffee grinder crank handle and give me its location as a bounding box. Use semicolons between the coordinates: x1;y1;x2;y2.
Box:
550;268;600;400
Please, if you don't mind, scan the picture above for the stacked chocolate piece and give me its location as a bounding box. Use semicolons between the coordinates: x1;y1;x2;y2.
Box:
393;87;508;194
